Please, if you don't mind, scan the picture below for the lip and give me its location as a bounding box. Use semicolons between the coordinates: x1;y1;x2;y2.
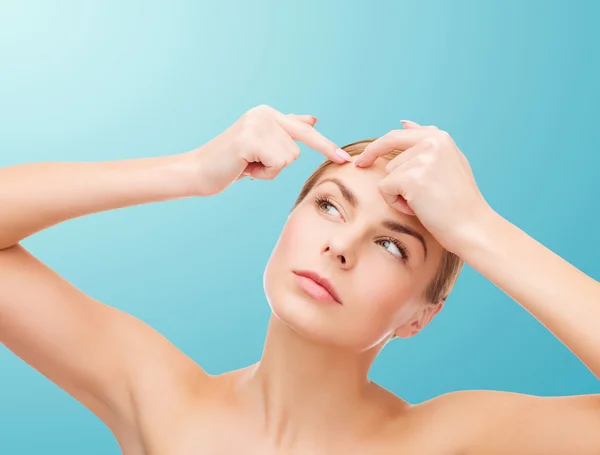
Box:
292;270;342;305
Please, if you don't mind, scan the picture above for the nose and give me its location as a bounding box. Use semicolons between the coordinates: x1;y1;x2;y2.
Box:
322;235;356;268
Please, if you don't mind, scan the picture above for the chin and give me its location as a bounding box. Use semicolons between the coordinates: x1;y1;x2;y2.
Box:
263;263;347;347
264;278;340;344
271;304;343;347
262;247;389;351
269;300;388;351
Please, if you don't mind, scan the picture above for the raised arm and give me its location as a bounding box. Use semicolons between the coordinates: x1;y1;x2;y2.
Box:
0;153;210;441
458;209;600;379
0;155;199;250
447;208;600;454
0;105;347;445
354;120;600;454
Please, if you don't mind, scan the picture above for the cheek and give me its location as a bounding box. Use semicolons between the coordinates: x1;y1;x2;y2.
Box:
347;262;414;338
353;261;412;313
272;215;316;264
264;216;316;299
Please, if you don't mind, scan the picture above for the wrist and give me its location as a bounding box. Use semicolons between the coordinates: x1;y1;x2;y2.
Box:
164;151;204;198
451;202;503;260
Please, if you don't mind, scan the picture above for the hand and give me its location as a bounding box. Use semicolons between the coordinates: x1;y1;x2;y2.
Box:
354;120;492;253
187;104;352;196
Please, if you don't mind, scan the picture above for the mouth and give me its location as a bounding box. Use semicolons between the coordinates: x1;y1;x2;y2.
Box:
292;270;342;305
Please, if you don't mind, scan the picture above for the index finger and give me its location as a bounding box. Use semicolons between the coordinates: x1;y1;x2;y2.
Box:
355;129;439;168
277;114;352;164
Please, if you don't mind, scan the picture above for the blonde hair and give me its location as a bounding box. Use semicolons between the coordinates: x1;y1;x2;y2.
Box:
291;139;464;305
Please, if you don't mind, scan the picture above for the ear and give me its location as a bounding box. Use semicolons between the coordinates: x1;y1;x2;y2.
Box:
394;299;445;339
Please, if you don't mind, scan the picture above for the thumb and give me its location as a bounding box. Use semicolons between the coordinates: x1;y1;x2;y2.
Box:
249;162;282;181
390;196;415;215
380;186;416;216
236;162;263;181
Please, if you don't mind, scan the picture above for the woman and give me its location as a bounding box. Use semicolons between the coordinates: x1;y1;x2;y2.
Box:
0;104;598;454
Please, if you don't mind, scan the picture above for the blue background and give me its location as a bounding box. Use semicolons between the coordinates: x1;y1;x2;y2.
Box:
1;0;599;453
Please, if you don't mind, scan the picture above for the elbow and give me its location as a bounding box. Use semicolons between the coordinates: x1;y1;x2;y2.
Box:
0;241;21;252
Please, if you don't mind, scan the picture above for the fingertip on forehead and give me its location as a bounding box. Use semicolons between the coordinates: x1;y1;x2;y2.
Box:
318;159;391;189
346;156;391;171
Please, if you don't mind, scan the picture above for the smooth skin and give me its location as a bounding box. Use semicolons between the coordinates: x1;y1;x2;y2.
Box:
0;105;599;454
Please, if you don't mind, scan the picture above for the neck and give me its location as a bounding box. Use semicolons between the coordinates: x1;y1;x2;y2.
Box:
240;315;387;449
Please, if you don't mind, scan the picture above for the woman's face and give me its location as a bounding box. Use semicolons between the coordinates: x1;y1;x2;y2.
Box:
264;157;445;351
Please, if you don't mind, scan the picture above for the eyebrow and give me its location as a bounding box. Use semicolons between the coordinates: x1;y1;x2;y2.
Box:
316;177;428;260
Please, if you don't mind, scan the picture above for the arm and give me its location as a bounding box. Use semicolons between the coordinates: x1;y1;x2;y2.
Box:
459;208;600;379
356;123;600;367
431;390;600;455
353;123;600;454
455;209;600;454
0;106;336;443
0;155;199;249
0;153;209;437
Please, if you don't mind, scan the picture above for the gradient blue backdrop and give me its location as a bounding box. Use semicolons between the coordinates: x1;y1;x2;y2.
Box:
1;0;599;453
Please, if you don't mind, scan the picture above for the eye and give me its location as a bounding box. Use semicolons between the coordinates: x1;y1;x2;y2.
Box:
314;195;342;217
314;193;410;262
376;237;410;261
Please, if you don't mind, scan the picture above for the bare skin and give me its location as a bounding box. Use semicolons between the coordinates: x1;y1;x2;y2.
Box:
1;106;599;454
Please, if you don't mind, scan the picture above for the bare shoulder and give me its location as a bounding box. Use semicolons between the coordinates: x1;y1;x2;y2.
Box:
411;388;600;428
129;366;260;454
356;385;478;453
375;390;478;453
425;388;600;419
401;389;600;455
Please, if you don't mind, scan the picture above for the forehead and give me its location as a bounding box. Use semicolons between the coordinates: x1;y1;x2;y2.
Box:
319;156;388;188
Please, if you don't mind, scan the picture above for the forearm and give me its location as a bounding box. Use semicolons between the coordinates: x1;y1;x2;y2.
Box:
0;152;199;249
458;208;600;379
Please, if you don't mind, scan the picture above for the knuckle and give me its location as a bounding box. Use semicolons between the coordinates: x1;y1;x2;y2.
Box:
281;154;292;166
377;177;391;191
422;137;438;149
437;130;453;143
271;167;284;179
410;168;426;185
417;153;435;166
247;105;271;122
240;111;262;129
273;157;287;169
251;104;270;113
291;144;301;159
245;107;260;119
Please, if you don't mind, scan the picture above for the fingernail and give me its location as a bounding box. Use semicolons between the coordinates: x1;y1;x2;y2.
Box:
312;116;318;123
400;119;420;128
354;154;364;166
335;148;352;162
